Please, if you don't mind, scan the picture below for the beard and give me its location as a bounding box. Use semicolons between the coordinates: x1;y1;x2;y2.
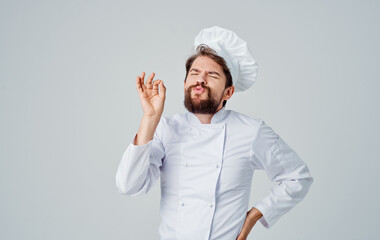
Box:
184;84;223;114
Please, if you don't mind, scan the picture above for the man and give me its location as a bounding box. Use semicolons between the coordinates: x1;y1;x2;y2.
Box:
116;26;313;240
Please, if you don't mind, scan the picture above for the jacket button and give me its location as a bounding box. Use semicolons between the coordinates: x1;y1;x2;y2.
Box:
215;164;219;168
185;162;188;167
181;202;184;206
209;204;213;208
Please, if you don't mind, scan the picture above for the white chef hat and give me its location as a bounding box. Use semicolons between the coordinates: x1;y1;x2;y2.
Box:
193;26;258;92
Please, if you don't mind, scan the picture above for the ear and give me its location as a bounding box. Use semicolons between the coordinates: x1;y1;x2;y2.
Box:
223;86;235;101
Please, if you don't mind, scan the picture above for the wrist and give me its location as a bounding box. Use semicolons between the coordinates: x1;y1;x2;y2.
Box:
143;114;161;120
248;207;263;222
134;115;161;145
142;114;161;123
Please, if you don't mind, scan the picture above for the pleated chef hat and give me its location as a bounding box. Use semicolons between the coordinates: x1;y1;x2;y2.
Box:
194;26;258;92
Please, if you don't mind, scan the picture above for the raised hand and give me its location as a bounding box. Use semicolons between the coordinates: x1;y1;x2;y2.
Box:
136;72;166;118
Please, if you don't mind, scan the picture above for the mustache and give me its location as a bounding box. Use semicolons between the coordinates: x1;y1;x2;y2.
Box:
189;83;210;91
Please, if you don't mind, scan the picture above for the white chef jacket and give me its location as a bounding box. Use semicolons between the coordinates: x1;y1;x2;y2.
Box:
116;107;313;240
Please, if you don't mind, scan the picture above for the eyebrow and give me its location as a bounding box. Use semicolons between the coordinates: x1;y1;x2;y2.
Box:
190;68;221;76
189;68;200;73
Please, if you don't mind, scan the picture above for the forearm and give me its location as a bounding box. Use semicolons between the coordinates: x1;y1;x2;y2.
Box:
116;138;155;194
115;72;165;195
117;116;161;195
134;115;161;145
248;207;263;222
237;208;263;240
116;123;165;196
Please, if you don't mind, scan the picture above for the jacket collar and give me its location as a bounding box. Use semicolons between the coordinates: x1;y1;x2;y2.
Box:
186;107;229;125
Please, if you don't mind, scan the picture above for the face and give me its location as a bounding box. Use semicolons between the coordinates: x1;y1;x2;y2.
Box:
184;56;234;114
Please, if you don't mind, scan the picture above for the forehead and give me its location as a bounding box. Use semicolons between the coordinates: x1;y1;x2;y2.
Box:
190;56;224;73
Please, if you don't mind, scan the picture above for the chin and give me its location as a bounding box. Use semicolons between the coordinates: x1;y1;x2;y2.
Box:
192;92;207;98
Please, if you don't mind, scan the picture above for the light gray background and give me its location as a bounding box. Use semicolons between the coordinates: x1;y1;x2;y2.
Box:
1;0;379;239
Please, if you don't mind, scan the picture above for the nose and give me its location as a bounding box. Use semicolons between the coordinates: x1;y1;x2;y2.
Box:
196;72;207;86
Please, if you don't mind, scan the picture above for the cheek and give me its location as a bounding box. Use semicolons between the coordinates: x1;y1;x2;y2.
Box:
185;77;196;85
184;83;190;91
211;84;225;95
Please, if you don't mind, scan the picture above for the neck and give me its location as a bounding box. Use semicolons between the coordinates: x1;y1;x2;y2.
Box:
194;113;213;124
194;106;223;124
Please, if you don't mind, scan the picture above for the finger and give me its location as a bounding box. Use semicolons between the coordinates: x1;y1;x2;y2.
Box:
136;76;143;93
139;72;145;86
142;76;148;90
139;72;145;85
137;76;146;92
152;79;160;91
146;72;155;89
140;74;148;91
137;75;147;93
158;80;166;99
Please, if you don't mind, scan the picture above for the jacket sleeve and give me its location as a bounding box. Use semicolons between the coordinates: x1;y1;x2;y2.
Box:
115;117;165;196
250;119;313;228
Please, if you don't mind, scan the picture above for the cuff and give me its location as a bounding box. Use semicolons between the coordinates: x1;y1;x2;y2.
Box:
129;133;153;148
253;203;271;228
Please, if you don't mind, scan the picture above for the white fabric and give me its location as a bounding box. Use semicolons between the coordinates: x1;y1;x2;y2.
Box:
116;108;313;240
194;26;259;92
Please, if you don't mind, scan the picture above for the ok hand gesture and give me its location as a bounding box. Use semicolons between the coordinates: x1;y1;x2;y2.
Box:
136;72;166;118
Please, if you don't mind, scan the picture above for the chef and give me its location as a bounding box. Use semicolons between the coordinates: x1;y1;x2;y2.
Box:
116;26;313;240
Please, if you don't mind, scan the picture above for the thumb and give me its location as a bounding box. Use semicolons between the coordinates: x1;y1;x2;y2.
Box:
159;80;166;99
